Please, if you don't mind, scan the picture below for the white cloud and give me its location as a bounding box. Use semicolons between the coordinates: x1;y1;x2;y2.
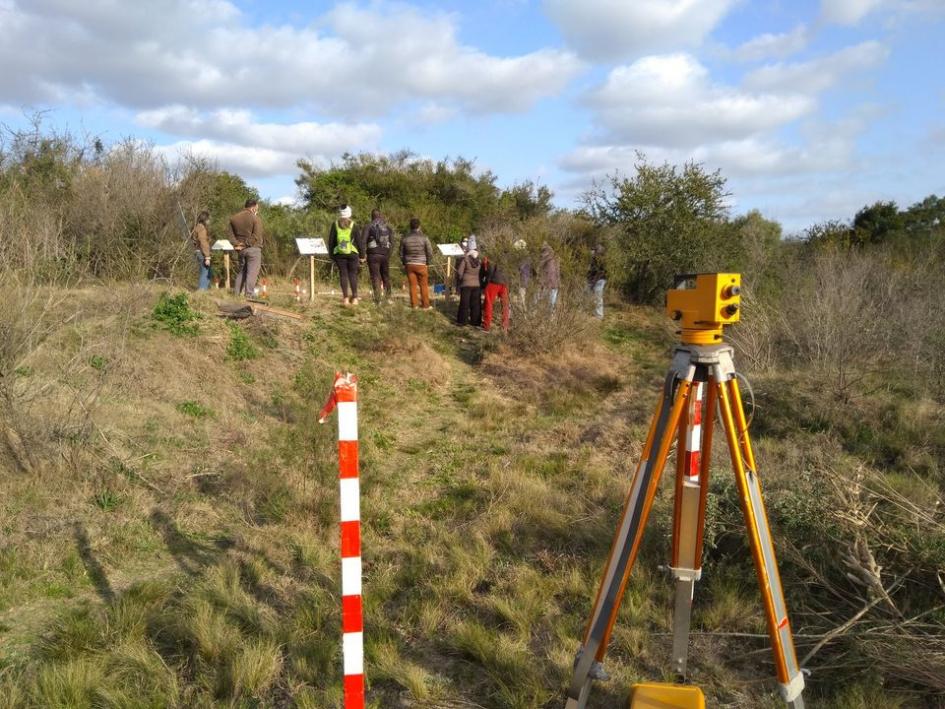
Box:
154;140;306;179
137;107;380;155
588;54;813;148
821;0;886;25
744;41;889;93
730;25;810;62
544;0;737;61
0;1;583;117
414;103;460;126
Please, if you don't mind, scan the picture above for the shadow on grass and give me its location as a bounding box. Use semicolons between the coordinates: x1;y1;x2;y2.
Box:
150;509;225;576
73;522;114;604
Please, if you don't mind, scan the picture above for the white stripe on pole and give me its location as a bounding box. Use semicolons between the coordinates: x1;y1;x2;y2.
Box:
338;402;358;441
339;479;361;522
342;556;363;595
686;424;702;452
343;632;364;674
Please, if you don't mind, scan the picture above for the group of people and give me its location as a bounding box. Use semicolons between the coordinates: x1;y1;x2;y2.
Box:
326;206;439;309
190;201;608;322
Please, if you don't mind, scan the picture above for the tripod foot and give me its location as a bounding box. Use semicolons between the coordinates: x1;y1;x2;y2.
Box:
572;647;611;682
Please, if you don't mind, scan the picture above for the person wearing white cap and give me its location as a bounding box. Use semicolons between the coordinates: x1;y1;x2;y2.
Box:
328;204;365;306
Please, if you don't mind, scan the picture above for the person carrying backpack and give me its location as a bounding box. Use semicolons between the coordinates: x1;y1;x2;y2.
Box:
365;208;394;304
455;235;482;326
328;205;364;306
481;245;511;332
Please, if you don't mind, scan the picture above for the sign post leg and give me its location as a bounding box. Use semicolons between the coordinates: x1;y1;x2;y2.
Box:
224;253;231;291
446;258;452;299
310;255;316;303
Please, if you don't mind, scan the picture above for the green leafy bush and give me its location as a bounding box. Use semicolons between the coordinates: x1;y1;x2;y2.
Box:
226;324;259;361
152;293;201;336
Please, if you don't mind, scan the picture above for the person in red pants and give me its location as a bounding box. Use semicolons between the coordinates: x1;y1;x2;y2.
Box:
481;250;511;332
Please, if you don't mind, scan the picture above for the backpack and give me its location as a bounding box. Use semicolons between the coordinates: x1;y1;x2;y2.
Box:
369;221;392;249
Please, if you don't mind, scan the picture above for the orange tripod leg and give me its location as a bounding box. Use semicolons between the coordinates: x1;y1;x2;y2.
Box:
566;363;695;708
716;373;806;708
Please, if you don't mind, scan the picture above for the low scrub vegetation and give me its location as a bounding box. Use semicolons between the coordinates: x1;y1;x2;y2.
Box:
0;123;942;707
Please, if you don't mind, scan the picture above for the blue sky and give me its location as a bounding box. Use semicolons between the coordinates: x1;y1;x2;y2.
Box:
1;0;942;233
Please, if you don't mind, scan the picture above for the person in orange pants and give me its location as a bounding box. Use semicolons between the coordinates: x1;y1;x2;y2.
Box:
481;249;511;332
400;217;434;309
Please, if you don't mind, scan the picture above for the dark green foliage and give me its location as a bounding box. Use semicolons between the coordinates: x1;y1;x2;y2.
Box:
295;152;553;243
582;153;734;303
151;292;201;336
226;324;259;362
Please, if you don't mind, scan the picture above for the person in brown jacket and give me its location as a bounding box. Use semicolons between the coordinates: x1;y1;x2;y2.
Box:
455;235;482;326
399;217;434;309
190;210;212;291
230;199;263;297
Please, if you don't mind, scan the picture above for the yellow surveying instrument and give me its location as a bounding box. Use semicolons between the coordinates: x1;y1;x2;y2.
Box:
565;274;806;708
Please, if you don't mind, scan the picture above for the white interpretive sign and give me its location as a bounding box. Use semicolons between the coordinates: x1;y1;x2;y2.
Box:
437;243;465;257
296;237;328;255
211;239;235;251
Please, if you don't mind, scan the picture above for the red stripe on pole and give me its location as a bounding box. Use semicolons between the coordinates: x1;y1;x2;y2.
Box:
778;617;789;630
338;441;359;478
342;595;364;633
336;383;358;403
692;398;703;425
341;520;361;557
343;675;364;707
687;451;701;478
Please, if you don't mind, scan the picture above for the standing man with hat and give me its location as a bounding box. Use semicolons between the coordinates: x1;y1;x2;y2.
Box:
230;199;263;297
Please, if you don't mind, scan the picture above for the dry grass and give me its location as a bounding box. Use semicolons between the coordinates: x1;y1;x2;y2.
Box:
0;282;941;709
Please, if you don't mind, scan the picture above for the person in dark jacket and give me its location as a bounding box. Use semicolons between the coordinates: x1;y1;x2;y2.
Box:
587;243;607;319
365;208;394;304
453;236;470;293
328;205;364;306
191;210;212;291
481;245;511;332
400;217;434;309
455;236;482;326
230;199;263;297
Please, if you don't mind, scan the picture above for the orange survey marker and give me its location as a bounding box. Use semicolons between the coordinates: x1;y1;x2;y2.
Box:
319;372;364;709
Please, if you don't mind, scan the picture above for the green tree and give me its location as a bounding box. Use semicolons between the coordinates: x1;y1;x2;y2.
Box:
582;153;732;303
852;201;902;246
295;152;510;241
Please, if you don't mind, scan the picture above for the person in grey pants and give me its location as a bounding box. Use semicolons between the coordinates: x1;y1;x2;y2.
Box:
230;199;264;297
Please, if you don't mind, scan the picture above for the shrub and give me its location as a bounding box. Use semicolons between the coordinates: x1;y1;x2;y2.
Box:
226;324;259;361
152;292;201;336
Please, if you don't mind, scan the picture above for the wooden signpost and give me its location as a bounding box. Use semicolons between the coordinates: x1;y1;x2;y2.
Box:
296;237;329;303
437;243;465;298
211;239;235;290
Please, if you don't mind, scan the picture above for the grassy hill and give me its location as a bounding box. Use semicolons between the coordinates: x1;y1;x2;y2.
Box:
0;284;942;708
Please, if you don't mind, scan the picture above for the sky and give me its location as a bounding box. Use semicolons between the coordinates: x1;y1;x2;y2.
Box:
1;0;943;233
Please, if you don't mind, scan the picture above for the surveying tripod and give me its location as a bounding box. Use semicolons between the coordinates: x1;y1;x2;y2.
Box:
566;274;806;709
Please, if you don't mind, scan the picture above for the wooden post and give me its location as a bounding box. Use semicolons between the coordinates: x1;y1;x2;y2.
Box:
224;253;231;291
309;255;316;303
446;257;452;299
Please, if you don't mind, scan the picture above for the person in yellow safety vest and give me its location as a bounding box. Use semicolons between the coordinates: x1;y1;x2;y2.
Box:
327;204;366;306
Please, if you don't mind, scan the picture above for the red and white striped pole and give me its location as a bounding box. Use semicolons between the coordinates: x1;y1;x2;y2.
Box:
319;372;364;708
